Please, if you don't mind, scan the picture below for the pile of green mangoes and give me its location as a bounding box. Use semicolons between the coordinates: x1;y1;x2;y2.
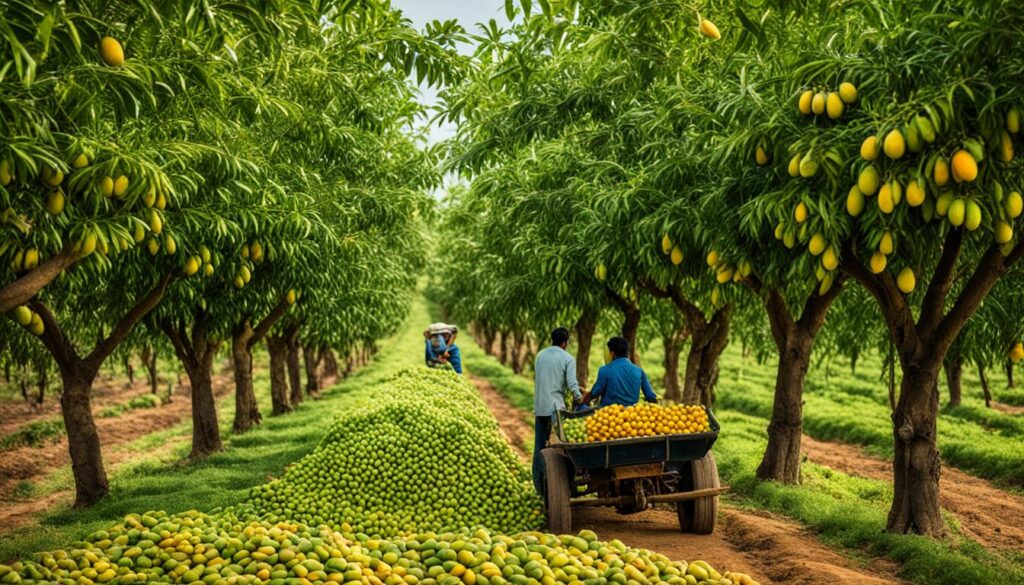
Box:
560;418;587;444
0;509;757;585
244;368;544;537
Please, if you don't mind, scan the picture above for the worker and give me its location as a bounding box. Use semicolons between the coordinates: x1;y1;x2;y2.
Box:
424;323;462;374
532;327;582;495
581;336;657;407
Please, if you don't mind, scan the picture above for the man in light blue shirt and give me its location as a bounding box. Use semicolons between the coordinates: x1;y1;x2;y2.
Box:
532;327;581;495
582;336;658;407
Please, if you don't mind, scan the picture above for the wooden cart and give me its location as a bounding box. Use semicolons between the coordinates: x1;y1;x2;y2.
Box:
542;406;727;534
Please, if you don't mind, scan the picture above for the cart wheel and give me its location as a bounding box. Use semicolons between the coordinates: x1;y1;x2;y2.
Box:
542;448;572;534
676;451;720;534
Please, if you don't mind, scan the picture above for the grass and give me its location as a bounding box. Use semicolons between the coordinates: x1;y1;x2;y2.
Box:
0;417;65;451
458;323;1024;585
0;297;428;562
712;344;1024;486
98;392;164;418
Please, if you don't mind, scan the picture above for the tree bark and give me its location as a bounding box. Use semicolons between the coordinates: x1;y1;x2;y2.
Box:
944;358;962;407
573;311;598;388
499;333;510;366
30;272;172;507
123;355;134;386
756;332;813;484
145;347;158;395
1007;360;1015;388
285;326;303;406
680;306;731;406
231;299;291;433
162;314;224;460
484;326;497;357
0;249;78;314
231;323;261;432
662;329;685;402
977;361;992;408
888;364;944;535
267;336;292;416
511;332;525;374
60;373;108;507
605;288;641;364
304;345;320;396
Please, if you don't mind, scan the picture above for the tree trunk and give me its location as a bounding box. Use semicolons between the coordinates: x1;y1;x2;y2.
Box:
574;311;597;388
756;334;813;484
34;361;47;407
186;345;222;459
662;332;684;402
59;372;109;507
944;358;962;407
123;355;134;386
1007;360;1015;388
267;336;292;416
304;345;320;396
499;333;510;366
286;329;303;407
887;364;944;536
160;314;224;459
511;333;525;374
621;306;641;364
320;346;339;380
484;326;497;357
681;307;731;406
977;361;992;408
231;325;261;433
143;347;158;395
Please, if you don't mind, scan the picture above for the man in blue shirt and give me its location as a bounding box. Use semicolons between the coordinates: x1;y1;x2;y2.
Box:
424;323;462;374
532;327;581;494
582;336;658;407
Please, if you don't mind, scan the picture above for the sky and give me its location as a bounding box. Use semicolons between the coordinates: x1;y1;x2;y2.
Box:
391;0;512;145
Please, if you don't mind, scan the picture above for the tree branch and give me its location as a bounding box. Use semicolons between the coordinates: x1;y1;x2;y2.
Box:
932;245;1009;357
0;249;78;314
159;318;196;371
762;287;792;351
797;273;847;333
86;272;175;369
249;298;292;348
27;299;77;369
840;241;917;352
918;229;964;338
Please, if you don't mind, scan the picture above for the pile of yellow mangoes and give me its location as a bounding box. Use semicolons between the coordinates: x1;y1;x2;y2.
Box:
580;403;711;442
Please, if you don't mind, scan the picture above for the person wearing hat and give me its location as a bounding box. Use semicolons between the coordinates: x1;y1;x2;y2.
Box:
424;322;462;374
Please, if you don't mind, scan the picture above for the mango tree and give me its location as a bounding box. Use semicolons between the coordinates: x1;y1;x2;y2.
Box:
775;0;1024;534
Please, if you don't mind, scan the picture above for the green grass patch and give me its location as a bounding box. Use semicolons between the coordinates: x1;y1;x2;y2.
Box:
714;410;1024;585
98;392;164;418
0;418;65;451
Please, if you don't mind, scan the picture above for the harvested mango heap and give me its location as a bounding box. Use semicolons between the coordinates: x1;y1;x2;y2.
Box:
0;510;757;585
245;368;544;536
568;404;710;443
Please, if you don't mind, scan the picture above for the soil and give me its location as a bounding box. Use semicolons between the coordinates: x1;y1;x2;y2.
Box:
0;369;234;532
467;372;906;585
0;370;169;436
990;401;1024;415
801;434;1024;553
468;376;532;461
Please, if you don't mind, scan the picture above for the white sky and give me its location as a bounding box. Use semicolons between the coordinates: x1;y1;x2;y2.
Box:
391;0;512;145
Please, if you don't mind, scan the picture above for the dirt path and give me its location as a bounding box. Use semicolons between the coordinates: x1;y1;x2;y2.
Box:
0;369;175;436
991;401;1024;415
468;375;532;462
0;370;234;532
467;372;905;585
801;434;1024;552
